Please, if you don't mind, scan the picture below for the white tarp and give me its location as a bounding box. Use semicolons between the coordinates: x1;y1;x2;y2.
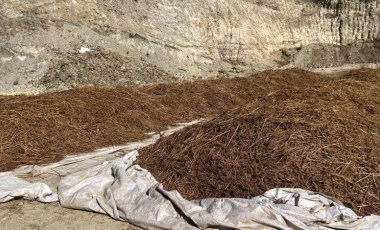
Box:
0;175;57;203
57;151;380;230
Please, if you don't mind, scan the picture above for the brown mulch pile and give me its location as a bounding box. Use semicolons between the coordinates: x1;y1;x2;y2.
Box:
1;68;380;216
1;69;322;171
138;69;380;216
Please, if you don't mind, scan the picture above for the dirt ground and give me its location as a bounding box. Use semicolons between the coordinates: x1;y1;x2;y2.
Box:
0;200;140;230
39;49;178;90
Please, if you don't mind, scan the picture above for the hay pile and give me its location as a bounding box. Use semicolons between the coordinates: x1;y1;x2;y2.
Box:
0;69;326;171
138;73;380;215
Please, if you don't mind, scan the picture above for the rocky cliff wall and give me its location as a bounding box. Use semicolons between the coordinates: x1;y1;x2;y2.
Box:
0;0;379;93
90;0;380;71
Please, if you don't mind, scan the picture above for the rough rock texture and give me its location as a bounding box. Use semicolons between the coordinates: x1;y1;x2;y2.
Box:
39;49;178;90
0;0;379;94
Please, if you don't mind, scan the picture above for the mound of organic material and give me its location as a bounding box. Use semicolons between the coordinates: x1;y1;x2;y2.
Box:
139;77;380;216
0;69;326;171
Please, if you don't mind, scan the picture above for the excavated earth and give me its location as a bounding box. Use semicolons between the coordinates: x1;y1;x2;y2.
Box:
1;0;380;94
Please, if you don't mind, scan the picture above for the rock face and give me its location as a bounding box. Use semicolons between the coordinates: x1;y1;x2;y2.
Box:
0;0;379;93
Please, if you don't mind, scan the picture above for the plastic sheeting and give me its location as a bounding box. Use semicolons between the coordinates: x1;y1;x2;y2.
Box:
0;175;57;203
58;151;380;230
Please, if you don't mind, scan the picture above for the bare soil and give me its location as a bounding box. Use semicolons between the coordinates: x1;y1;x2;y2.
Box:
39;49;178;90
0;200;140;230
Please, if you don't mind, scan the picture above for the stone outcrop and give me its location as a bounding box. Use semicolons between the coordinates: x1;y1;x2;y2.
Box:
0;0;379;93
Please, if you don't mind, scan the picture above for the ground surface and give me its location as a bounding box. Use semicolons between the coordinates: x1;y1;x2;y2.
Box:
0;200;140;230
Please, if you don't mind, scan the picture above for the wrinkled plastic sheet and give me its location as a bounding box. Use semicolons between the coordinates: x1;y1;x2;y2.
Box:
0;175;57;203
57;151;380;229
